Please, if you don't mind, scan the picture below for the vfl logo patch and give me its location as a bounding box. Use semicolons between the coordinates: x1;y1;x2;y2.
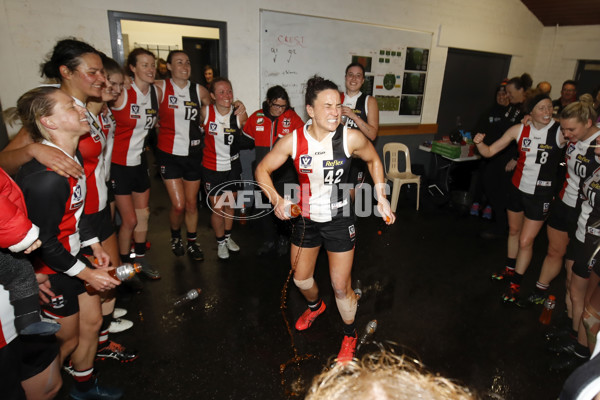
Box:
70;184;84;210
168;95;178;108
299;155;312;173
209;122;218;135
348;225;356;239
567;143;576;155
522;138;532;148
283;118;291;128
130;104;140;118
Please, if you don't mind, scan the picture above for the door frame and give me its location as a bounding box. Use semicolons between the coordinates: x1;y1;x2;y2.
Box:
107;10;228;78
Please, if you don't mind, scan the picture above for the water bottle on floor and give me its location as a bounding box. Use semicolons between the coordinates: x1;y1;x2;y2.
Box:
539;295;556;325
174;289;202;307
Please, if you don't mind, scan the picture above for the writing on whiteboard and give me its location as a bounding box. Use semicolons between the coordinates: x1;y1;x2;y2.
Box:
278;35;306;48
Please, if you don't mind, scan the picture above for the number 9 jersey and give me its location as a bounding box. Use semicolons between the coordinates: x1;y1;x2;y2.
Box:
202;104;241;171
292;122;352;223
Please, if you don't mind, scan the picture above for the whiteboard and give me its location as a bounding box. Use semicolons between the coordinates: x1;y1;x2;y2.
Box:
260;10;433;124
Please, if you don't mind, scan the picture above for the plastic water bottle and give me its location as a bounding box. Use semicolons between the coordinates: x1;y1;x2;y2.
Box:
239;205;247;225
85;263;142;294
353;279;363;300
284;203;301;218
357;320;378;350
539;295;556;325
174;288;202;307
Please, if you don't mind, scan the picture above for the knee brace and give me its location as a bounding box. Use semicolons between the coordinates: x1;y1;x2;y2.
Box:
134;208;150;232
335;295;357;322
582;305;600;348
293;276;314;290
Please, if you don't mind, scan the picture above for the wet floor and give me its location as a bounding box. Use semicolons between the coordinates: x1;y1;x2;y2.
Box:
55;181;574;399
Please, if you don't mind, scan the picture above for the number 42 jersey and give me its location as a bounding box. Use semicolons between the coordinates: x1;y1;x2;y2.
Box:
292;122;352;223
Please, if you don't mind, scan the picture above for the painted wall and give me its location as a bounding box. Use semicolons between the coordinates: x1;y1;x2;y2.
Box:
532;24;600;99
0;0;597;122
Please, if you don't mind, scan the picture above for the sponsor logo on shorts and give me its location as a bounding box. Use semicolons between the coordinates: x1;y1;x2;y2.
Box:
348;225;356;239
543;202;550;213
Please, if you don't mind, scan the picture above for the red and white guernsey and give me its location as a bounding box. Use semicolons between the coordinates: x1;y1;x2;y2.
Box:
100;108;116;181
292;122;352;223
17;141;90;277
80;110;107;214
202;105;241;171
511;120;564;196
110;82;158;166
559;130;600;207
157;79;203;156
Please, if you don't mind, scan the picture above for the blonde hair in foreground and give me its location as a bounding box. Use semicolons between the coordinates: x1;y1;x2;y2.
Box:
305;350;477;400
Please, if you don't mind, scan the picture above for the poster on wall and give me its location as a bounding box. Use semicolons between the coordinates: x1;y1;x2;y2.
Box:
349;46;427;117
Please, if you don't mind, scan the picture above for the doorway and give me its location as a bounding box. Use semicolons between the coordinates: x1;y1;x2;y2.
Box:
107;11;228;80
575;60;600;98
182;37;220;85
436;48;511;138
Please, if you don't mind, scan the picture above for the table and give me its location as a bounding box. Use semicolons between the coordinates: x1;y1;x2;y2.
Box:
419;144;480;194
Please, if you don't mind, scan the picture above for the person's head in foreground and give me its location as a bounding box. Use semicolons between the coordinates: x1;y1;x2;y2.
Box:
305;350;477;400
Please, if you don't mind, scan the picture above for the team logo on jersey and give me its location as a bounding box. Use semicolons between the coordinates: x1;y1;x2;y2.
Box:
257;117;264;125
50;294;65;309
283;118;291;128
130;104;140;118
209;122;218;135
169;95;178;108
348;224;356;239
522;138;531;150
299;155;313;173
567;143;576;155
70;184;84;210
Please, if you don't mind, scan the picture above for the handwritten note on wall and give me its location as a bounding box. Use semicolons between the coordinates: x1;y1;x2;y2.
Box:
260;11;432;124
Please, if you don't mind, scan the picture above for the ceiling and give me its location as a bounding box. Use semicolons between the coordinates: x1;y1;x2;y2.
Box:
520;0;600;26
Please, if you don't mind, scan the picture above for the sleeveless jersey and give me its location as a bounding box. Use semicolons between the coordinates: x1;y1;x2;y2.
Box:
80;110;107;214
340;92;369;131
292;122;352;223
576;166;600;242
110;82;158;166
560;130;600;207
100;108;116;181
511;120;564;196
157;79;203;156
202;105;241;171
17;141;88;277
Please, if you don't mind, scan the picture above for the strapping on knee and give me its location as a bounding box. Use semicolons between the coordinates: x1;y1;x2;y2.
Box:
134;208;150;232
293;276;314;290
582;305;600;348
335;295;357;321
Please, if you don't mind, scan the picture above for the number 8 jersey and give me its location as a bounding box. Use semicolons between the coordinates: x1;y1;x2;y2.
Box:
110;82;158;166
512;119;565;196
292;122;352;223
